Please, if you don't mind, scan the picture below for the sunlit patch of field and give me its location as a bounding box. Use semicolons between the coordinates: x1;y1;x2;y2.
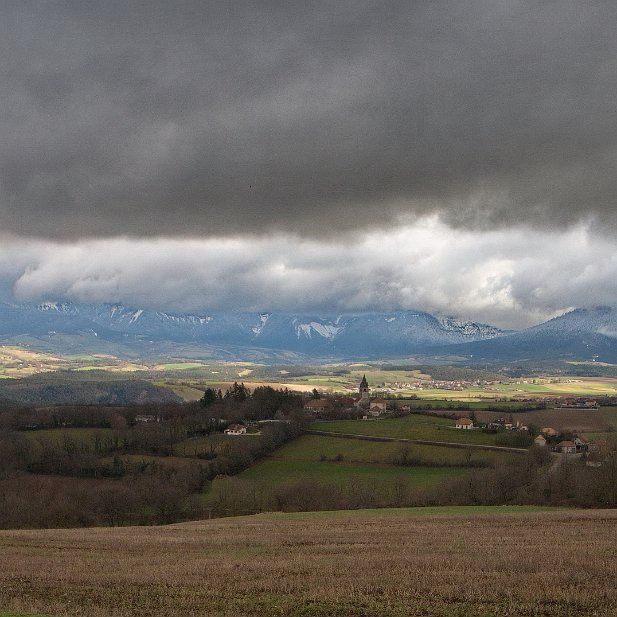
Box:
73;362;148;372
157;383;205;401
409;387;492;400
0;347;64;363
0;508;615;617
488;378;617;396
153;362;207;370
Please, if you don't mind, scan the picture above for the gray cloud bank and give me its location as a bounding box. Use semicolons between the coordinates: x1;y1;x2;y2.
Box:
2;1;617;239
4;220;617;329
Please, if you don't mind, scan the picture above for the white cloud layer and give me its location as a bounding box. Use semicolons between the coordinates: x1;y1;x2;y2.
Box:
2;218;616;329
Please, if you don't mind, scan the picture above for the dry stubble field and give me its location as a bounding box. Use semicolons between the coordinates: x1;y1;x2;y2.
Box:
1;507;616;617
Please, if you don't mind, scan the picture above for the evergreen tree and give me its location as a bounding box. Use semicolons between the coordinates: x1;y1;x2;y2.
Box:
200;388;219;407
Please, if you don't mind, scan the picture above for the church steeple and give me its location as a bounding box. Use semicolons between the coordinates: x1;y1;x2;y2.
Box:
359;374;369;400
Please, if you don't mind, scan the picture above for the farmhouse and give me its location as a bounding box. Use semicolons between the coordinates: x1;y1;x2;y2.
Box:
556;440;576;454
369;399;387;415
304;399;330;413
135;414;157;423
224;424;247;435
455;418;474;430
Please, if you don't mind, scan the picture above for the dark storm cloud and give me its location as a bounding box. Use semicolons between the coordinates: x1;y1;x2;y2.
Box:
1;1;617;238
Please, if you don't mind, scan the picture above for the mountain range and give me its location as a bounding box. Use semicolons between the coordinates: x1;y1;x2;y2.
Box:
2;301;617;363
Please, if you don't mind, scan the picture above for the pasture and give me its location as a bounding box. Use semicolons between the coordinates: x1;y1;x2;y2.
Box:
272;433;510;466
236;458;466;487
0;507;615;617
203;429;510;515
313;414;500;445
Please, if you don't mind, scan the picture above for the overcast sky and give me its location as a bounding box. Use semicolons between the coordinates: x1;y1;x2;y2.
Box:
1;1;617;328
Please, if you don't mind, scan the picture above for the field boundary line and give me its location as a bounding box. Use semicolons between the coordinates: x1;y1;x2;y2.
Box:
306;430;528;454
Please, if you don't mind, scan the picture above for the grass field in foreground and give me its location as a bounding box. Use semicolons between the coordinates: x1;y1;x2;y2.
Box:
313;414;500;445
1;507;615;617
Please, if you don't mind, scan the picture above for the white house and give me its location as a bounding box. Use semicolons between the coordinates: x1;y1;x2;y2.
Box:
224;424;247;435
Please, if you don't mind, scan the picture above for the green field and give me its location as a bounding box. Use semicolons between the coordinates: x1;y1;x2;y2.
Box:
313;414;500;445
237;458;467;486
273;434;509;466
159;382;205;401
205;426;482;515
155;362;208;370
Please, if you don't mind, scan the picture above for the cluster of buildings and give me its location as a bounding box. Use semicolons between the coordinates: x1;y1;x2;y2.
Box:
533;428;598;454
558;398;599;409
454;417;530;432
379;379;503;394
303;375;389;417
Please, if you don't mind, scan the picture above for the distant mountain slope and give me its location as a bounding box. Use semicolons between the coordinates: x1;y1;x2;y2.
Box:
445;307;617;363
0;302;504;359
8;301;617;363
0;375;181;406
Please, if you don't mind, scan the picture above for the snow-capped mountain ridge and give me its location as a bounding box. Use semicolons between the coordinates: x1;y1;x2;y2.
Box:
0;301;504;357
5;301;617;361
440;306;617;362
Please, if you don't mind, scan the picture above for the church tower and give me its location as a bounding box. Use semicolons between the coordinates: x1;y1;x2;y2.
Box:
359;374;369;402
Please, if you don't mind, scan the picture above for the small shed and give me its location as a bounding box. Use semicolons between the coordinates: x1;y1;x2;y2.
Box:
534;434;547;447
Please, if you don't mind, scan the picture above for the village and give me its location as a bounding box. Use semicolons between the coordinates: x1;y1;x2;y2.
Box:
296;376;608;462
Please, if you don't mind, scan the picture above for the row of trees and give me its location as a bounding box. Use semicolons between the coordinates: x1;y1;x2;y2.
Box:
205;444;617;516
0;384;309;528
200;383;304;421
0;415;307;528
